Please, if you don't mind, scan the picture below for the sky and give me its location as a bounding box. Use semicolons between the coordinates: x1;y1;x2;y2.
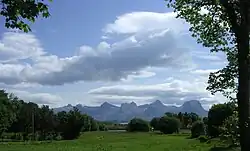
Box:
0;0;229;109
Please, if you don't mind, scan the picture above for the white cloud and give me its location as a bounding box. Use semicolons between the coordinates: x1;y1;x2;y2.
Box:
103;12;188;35
122;70;156;82
88;76;227;106
0;31;45;62
6;89;63;107
191;69;219;77
0;11;228;108
191;51;223;61
0;11;194;86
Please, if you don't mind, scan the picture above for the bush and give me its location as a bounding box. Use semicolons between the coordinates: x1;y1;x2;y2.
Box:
98;124;108;131
150;117;160;130
191;121;205;138
127;118;150;132
207;102;236;137
220;111;240;146
158;116;181;134
198;135;208;143
57;109;85;140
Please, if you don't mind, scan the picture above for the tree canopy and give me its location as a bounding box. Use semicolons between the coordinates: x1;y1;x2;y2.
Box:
158;116;181;134
166;0;250;150
0;90;104;141
0;0;52;32
207;102;236;137
127;118;150;132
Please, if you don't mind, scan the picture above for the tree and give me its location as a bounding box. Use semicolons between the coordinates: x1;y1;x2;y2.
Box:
37;105;56;140
203;117;208;125
0;0;52;32
220;111;240;146
158;116;181;134
127;118;150;132
188;112;200;123
191;121;205;138
98;123;107;131
166;0;250;150
165;112;177;117
150;117;161;130
56;108;85;140
182;112;190;128
0;90;17;137
90;117;98;131
207;103;236;137
81;114;91;132
1;89;101;141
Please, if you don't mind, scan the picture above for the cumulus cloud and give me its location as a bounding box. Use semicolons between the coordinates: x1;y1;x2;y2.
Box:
191;69;219;77
6;89;63;106
103;12;188;35
0;11;228;108
88;76;227;106
0;31;45;62
0;11;194;86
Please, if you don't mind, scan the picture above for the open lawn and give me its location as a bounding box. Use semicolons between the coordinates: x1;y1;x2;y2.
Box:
0;132;238;151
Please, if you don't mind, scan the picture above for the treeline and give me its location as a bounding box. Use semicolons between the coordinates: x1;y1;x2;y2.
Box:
126;112;201;134
126;101;238;146
0;90;107;141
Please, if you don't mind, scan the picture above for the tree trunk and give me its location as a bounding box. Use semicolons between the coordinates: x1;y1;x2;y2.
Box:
238;1;250;151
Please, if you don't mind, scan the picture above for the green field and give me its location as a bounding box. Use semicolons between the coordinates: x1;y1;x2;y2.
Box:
0;132;237;151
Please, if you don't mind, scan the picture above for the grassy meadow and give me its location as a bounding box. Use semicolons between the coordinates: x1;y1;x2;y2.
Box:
0;132;238;151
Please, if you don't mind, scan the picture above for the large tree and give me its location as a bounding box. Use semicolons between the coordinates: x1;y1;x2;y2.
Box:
0;0;52;32
0;90;16;137
166;0;250;150
207;102;236;137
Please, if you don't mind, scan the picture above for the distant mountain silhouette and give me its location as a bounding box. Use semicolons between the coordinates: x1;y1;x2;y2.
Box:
54;100;208;122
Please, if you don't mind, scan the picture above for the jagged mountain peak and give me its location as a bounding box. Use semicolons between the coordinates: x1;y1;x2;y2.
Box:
151;100;164;106
76;104;83;108
66;104;72;107
121;102;137;109
101;102;114;108
182;100;202;107
180;100;207;116
130;101;137;106
54;100;208;121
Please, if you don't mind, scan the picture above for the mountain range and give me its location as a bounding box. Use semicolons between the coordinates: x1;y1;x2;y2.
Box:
54;100;208;122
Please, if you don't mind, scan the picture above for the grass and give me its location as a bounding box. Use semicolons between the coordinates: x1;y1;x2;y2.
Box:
0;132;238;151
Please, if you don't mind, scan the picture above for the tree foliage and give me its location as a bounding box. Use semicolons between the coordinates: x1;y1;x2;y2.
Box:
0;90;104;141
220;111;240;146
0;0;52;32
207;102;236;137
191;121;205;138
158;116;181;134
127;118;150;132
55;108;83;140
166;0;250;150
0;90;17;137
166;0;238;100
165;112;199;129
150;117;160;130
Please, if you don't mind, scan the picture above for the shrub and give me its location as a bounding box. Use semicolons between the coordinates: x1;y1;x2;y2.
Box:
198;135;208;143
191;121;205;138
220;111;240;146
127;118;150;132
207;102;236;137
150;117;160;130
90;118;99;131
57;109;85;140
99;124;108;131
158;116;181;134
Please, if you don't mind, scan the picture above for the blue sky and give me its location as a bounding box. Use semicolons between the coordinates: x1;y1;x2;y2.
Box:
0;0;228;109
